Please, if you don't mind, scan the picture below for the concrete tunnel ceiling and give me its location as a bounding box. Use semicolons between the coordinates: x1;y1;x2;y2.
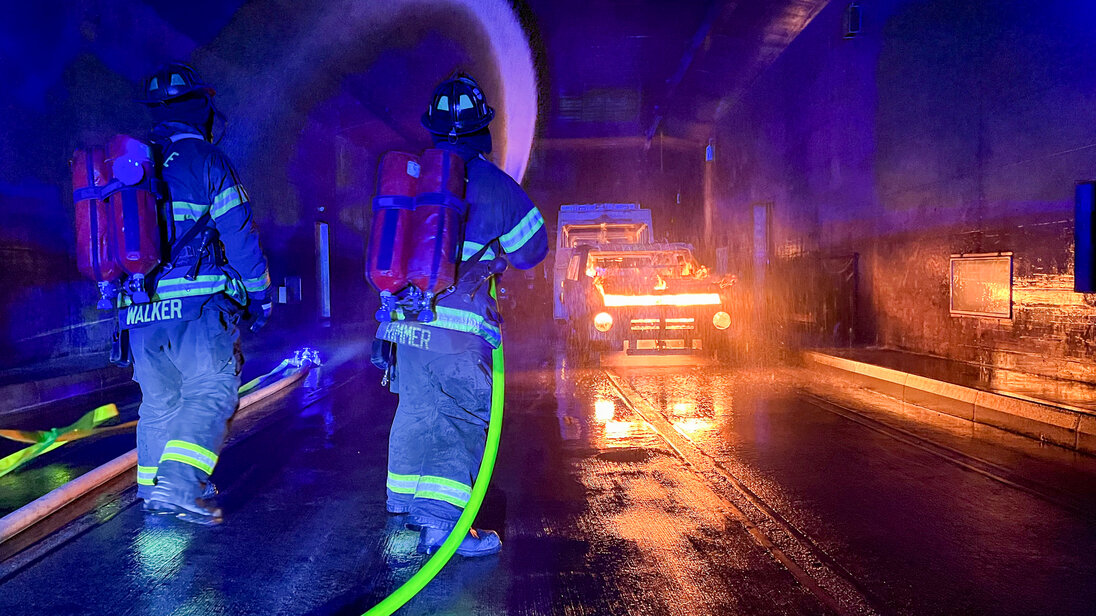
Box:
196;0;538;185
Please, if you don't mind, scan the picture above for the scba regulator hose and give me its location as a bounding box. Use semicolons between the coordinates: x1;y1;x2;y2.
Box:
364;282;506;616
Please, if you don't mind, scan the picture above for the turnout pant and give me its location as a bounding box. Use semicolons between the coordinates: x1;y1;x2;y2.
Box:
131;305;242;500
386;345;493;530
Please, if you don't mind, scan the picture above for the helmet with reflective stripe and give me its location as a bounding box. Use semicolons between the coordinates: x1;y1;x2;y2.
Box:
137;63;216;105
421;72;495;138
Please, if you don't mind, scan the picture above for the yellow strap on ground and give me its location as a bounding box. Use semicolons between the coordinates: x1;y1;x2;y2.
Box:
0;351;315;479
0;404;119;477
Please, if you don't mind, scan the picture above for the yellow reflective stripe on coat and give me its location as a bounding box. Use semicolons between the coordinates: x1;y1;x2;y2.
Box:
151;274;230;301
155;274;226;290
499;207;545;253
117;275;236;306
210;185;249;219
433;306;502;346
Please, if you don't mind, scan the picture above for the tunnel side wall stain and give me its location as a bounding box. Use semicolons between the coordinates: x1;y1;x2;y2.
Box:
706;0;1096;380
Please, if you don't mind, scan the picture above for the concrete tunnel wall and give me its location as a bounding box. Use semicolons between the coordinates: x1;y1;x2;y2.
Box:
706;0;1096;380
0;0;536;371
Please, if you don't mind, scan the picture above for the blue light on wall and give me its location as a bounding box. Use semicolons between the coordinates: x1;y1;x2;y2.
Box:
316;221;331;320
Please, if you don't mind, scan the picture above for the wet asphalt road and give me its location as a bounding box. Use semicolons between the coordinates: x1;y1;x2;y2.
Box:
610;362;1096;615
2;336;1096;615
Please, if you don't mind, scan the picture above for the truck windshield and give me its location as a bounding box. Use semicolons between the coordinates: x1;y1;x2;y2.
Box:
563;223;648;247
589;251;701;279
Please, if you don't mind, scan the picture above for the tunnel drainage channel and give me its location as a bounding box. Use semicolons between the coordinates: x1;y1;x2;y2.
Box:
604;370;879;616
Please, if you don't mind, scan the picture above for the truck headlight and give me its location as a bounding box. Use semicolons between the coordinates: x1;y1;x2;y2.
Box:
712;311;731;330
594;312;614;332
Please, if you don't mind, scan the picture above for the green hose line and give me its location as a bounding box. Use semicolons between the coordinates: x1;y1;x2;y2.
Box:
238;359;292;395
364;281;506;616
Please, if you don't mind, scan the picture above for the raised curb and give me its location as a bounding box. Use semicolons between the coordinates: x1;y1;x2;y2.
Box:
0;367;133;420
804;351;1096;455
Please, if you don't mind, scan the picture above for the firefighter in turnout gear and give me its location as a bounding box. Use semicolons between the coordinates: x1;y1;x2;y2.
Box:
375;72;549;556
128;63;272;525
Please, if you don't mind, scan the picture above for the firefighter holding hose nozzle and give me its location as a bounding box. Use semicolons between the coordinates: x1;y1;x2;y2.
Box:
368;72;548;556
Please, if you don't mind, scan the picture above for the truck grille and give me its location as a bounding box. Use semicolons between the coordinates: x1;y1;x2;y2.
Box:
630;317;695;331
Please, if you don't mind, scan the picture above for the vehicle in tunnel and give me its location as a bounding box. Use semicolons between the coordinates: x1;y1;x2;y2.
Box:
560;241;737;355
553;203;653;322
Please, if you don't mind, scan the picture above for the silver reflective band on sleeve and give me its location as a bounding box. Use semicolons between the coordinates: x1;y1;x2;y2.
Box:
243;269;272;293
461;241;497;261
171;201;209;221
499;208;545;253
210;185;249;219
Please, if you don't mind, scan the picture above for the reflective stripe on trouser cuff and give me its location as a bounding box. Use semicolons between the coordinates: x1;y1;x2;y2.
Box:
137;465;158;486
159;440;218;475
386;472;472;508
416;476;472;508
386;472;419;495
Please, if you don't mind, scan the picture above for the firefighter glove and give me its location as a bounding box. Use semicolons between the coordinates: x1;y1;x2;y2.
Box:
245;290;273;332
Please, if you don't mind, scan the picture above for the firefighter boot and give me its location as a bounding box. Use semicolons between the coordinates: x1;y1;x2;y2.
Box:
141;480;217;510
145;475;223;526
417;526;502;557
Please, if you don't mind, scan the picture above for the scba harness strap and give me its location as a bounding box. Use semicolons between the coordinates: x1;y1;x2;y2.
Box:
72;175;167;206
156;211;215;280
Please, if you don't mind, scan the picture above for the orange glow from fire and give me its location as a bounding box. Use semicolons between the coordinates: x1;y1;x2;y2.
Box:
594;399;616;421
604;420;643;439
672;417;714;436
601;292;722;307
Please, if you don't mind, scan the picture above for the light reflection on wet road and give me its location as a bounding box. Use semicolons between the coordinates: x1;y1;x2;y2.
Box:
2;343;1096;615
609;361;1096;616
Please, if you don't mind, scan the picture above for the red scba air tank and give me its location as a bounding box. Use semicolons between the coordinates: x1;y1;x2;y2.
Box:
72;146;122;285
367;152;420;295
105;135;161;280
406;148;466;297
